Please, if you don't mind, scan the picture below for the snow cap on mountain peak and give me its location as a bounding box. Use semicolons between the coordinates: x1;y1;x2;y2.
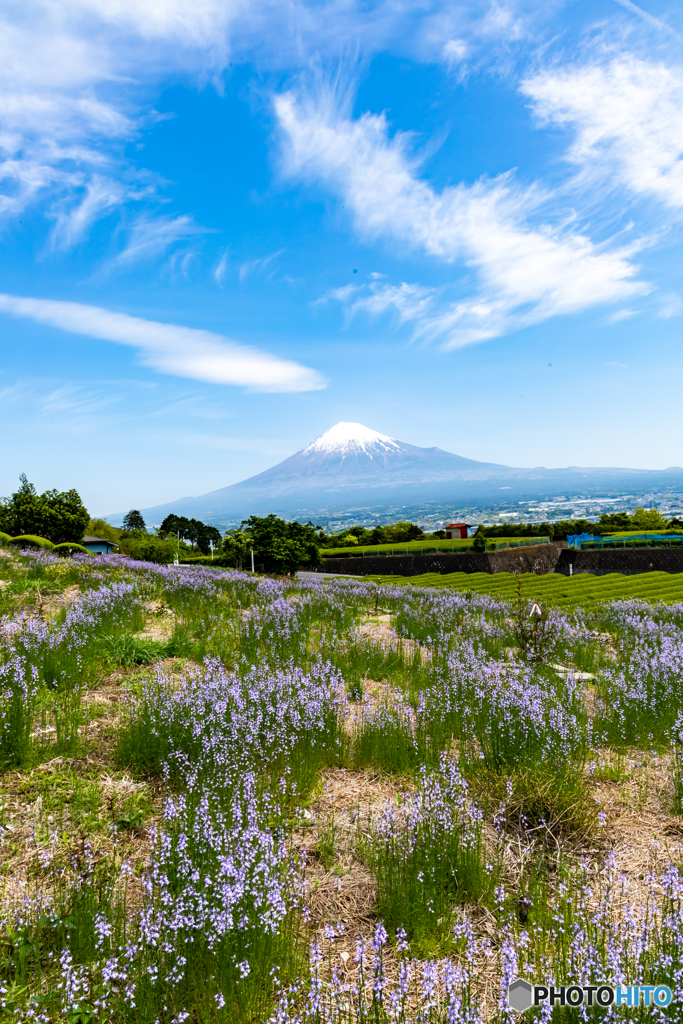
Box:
304;422;401;455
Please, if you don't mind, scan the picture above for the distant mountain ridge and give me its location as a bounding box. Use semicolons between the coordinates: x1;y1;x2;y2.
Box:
107;422;683;527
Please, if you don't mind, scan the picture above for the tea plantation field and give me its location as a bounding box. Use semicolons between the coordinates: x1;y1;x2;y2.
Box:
365;569;683;608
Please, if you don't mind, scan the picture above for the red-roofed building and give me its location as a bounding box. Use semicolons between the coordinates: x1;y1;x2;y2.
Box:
445;523;472;539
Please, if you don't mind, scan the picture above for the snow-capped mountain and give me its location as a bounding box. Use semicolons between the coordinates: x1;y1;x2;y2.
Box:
232;422;506;491
304;422;402;456
108;421;683;527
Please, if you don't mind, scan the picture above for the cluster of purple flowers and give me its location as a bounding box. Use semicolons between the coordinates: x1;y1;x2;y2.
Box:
0;577;142;763
4;556;683;1021
593;600;683;745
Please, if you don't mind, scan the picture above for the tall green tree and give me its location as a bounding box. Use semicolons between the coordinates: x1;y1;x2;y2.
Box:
0;474;89;543
122;510;146;533
158;513;187;537
158;514;221;554
241;514;323;574
472;525;486;552
630;507;668;531
222;528;251;569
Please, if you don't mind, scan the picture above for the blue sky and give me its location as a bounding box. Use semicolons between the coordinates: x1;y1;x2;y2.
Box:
1;0;683;515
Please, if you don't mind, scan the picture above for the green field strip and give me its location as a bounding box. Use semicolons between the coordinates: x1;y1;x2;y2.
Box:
324;536;551;557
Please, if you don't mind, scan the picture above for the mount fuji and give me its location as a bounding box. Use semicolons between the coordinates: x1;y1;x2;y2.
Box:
109;422;683;527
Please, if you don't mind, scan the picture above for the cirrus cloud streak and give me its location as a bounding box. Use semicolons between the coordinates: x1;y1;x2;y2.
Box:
277;82;647;345
0;293;325;393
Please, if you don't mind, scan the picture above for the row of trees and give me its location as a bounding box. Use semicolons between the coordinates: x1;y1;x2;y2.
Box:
325;521;426;548
105;511;222;562
116;507;683;568
475;508;680;542
115;510;323;573
157;514;222;555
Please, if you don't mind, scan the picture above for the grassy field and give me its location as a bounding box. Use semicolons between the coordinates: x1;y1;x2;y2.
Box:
605;530;683;537
3;547;683;1021
364;569;683;608
324;536;549;557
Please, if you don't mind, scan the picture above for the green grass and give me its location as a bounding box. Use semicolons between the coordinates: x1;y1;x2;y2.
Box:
604;529;683;537
323;536;549;557
97;632;173;667
363;569;683;607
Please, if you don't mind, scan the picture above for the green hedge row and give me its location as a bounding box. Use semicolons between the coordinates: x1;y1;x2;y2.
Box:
0;534;92;556
179;555;237;568
53;542;91;555
7;534;55;550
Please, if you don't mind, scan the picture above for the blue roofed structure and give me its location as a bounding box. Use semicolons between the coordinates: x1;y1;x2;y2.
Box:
80;536;119;554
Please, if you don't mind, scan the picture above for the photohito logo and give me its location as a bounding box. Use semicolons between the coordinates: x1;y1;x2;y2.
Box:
507;979;672;1012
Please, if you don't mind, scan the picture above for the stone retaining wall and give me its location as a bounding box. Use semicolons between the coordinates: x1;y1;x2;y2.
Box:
557;547;683;575
311;544;683;578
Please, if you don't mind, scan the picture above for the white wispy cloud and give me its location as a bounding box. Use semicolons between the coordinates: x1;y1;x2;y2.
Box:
522;56;683;210
112;214;213;266
0;293;326;392
50;175;130;248
612;0;679;36
0;0;556;270
0;0;551;242
239;249;284;284
658;292;683;317
324;281;436;326
276;81;646;345
214;250;230;286
0;0;240;250
608;308;639;322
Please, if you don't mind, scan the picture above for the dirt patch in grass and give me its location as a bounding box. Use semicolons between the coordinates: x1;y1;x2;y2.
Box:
590;747;683;908
298;768;410;932
136;602;176;641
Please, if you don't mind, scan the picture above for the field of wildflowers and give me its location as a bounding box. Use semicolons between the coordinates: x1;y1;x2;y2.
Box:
1;547;683;1021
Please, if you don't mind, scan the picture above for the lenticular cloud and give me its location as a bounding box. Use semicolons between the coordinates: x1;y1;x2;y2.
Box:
0;293;326;393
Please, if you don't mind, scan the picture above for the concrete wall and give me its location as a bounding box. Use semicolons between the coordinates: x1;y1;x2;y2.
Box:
315;543;563;577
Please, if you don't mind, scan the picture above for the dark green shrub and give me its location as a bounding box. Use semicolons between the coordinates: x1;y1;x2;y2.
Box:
120;535;176;563
180;554;233;567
